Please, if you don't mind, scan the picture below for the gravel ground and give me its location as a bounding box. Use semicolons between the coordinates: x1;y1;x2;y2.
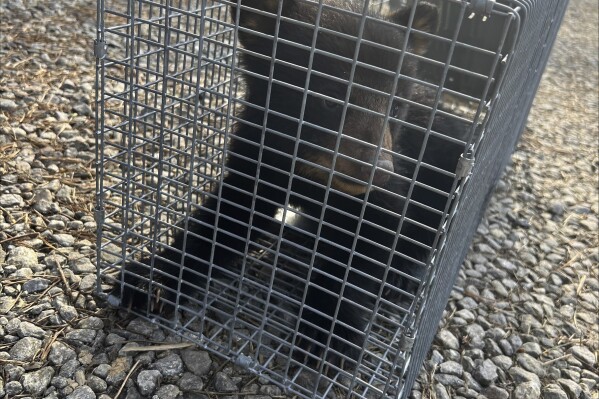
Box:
0;1;597;399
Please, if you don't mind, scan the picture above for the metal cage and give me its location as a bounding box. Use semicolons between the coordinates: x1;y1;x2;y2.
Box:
94;1;568;398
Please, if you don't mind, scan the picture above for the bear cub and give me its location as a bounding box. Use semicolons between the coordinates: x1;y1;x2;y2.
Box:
111;0;469;370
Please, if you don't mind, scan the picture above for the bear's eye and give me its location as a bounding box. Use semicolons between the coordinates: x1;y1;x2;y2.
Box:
323;96;342;110
390;102;401;118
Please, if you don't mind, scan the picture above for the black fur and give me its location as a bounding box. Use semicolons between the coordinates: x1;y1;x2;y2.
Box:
113;0;469;369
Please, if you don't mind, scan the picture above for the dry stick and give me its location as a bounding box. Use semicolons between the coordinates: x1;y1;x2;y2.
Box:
39;156;86;163
20;279;60;312
0;232;39;245
39;326;67;362
55;256;72;297
576;274;587;296
5;291;22;313
120;342;194;353
113;359;141;399
543;353;571;365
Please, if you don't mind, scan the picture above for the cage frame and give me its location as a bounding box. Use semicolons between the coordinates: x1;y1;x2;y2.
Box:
93;1;569;398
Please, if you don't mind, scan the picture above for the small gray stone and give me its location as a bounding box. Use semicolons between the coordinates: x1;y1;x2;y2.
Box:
64;329;96;345
106;357;132;386
560;368;580;382
436;329;460;350
7;246;38;268
61;79;77;90
121;385;142;399
79;274;97;292
543;384;568;399
434;384;451;399
465;324;485;349
53;298;78;322
514;382;541;399
260;385;282;395
549;202;566;216
456;387;479;398
17;321;45;339
509;366;541;386
48;220;66;230
438;360;463;376
127;318;156;337
517;353;546;377
494;258;518;272
69;255;96;274
473;359;498;386
52;233;76;247
59;359;81;378
0;99;18;112
520;341;543;357
56;186;75;203
214;371;238;392
21;366;55;396
181;350;212;376
491;312;509;327
482;385;509;399
178;372;204;391
77;316;104;330
558;379;582;399
458;296;478;310
87;375;108;393
509;335;523;351
105;333;126;346
484;338;504;356
433;373;464;388
51;375;69;389
137;369;162;395
454;309;476;323
491;355;512;370
153;354;184;379
66;385;96;399
0;193;24;207
93;364;111;379
5;380;23;396
568;345;596;367
9;337;42;362
155;384;181;399
33;199;60;214
48;342;77;367
72;103;93;116
33;188;53;202
523;302;544;319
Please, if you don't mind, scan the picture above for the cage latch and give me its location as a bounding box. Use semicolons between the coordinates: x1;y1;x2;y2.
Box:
94;206;105;226
456;147;475;179
468;0;495;21
94;39;107;59
399;330;415;352
234;354;256;370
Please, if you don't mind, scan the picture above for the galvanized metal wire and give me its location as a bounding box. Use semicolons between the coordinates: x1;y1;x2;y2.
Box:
95;1;568;398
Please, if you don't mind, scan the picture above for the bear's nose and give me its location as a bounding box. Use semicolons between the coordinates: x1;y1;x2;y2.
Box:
361;157;393;186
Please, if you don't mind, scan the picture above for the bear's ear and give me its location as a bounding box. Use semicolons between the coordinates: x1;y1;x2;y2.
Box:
230;0;281;41
388;2;439;55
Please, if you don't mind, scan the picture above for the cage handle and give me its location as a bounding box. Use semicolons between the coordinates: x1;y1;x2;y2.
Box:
468;0;495;21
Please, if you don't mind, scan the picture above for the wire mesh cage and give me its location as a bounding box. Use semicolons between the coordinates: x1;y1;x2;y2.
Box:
94;0;568;397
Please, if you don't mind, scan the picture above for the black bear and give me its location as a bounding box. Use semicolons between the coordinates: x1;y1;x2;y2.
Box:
111;0;469;369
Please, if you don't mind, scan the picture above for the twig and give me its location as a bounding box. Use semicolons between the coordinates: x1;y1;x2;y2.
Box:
120;342;194;352
39;156;87;163
0;232;39;245
543;353;571;365
113;359;141;399
20;279;60;312
55;257;72;297
39;326;67;362
576;275;587;296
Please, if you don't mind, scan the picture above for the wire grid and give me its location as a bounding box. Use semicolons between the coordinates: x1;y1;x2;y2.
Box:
94;1;568;398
